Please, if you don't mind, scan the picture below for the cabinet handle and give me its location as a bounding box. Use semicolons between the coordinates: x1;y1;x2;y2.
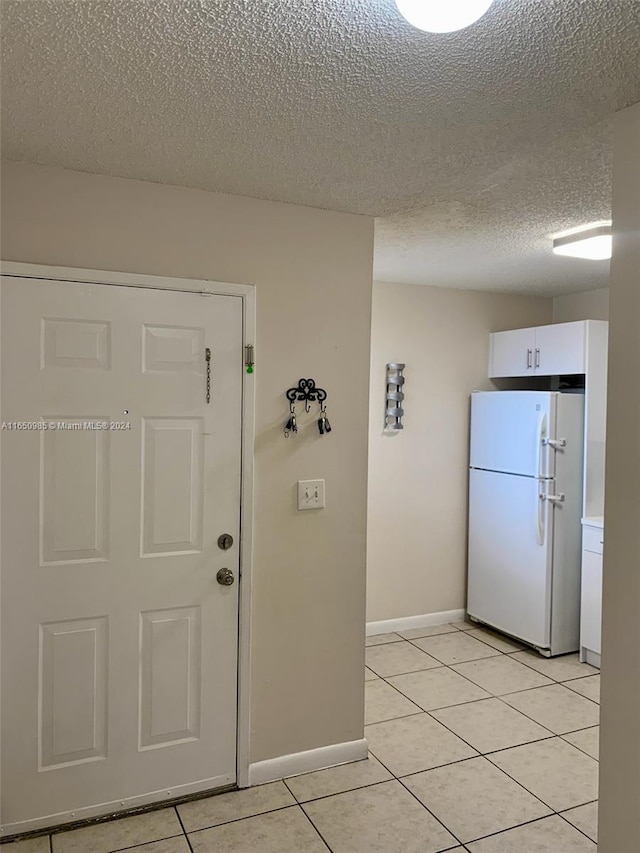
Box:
527;348;532;369
534;348;540;368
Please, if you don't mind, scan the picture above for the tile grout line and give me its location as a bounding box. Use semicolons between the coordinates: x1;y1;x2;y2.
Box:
555;807;599;845
443;661;558;699
395;772;467;849
173;805;195;853
372;639;585;714
373;658;559;751
376;671;493;715
369;655;561;734
557;798;599;810
335;741;469;852
449;812;571;849
365;622;471;648
562;683;600;706
503;651;599;682
296;803;334;852
403;637;502;661
386;739;575;851
108;832;187;853
367;663;446;679
481;746;596;816
283;776;393;808
490;689;599;741
558;734;600;761
181;803;299;835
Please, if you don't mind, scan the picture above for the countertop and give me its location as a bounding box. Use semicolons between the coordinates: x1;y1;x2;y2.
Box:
582;516;604;529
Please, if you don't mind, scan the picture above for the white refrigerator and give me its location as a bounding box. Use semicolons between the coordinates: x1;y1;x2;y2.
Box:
467;391;584;656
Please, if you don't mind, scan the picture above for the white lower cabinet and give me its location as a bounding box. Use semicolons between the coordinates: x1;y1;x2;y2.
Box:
580;520;603;667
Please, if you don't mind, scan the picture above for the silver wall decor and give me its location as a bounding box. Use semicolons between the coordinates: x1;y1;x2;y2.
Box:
385;363;405;431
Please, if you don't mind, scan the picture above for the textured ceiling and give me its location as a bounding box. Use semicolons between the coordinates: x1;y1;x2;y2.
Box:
1;0;639;295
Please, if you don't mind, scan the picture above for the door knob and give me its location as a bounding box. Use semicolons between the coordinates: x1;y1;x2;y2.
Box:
216;567;235;586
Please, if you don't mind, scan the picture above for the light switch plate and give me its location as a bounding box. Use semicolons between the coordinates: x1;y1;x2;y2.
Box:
297;479;325;510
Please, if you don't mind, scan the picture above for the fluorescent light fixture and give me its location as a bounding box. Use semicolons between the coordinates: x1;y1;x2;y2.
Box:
395;0;494;33
552;221;612;261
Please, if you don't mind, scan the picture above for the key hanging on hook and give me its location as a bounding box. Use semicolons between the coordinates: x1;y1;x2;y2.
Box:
318;404;332;435
284;401;298;438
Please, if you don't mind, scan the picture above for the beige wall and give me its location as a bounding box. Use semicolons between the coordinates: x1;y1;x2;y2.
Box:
553;287;610;323
0;161;374;764
599;101;640;851
367;281;552;622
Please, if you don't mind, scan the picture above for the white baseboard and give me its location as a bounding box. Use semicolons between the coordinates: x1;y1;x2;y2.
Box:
247;738;368;787
366;608;466;637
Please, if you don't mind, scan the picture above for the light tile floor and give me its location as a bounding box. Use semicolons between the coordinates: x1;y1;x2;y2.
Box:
4;622;599;853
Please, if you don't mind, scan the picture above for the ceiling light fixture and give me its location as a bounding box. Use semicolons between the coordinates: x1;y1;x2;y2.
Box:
552;221;613;261
394;0;495;33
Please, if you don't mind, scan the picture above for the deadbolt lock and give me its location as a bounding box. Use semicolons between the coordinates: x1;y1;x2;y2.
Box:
216;567;235;586
217;533;234;550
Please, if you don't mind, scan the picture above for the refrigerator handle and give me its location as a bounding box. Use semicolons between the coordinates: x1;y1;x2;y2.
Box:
536;413;547;479
537;487;545;546
542;438;567;450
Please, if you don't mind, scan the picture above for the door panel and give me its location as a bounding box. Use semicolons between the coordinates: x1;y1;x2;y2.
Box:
534;322;586;376
141;417;204;555
1;277;243;833
139;606;201;749
580;550;602;655
467;469;553;648
489;328;535;377
39;617;109;770
41;421;111;564
470;391;556;478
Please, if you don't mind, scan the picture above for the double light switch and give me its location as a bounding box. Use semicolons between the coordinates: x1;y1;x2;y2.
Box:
297;479;325;510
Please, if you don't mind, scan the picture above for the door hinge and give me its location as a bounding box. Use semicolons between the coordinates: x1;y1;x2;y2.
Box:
205;347;212;404
245;345;255;374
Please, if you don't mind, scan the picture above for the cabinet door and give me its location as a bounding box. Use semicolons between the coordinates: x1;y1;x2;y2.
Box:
534;322;586;375
489;328;536;377
581;548;602;654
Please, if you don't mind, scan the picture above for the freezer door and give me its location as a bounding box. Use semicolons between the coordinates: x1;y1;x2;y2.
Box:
467;468;554;648
470;391;556;478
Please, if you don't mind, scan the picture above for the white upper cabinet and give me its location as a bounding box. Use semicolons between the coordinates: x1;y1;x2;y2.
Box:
489;327;536;377
534;321;586;375
489;320;588;378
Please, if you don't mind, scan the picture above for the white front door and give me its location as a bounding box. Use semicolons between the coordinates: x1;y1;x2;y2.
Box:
1;276;243;834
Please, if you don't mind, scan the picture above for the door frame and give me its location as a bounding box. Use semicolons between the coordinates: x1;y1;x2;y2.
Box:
0;260;256;799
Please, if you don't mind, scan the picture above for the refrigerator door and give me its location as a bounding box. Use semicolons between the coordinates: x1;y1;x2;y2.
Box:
467;468;554;648
470;391;556;478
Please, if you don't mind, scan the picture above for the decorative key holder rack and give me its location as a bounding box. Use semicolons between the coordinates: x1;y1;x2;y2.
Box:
284;378;331;437
384;363;405;431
